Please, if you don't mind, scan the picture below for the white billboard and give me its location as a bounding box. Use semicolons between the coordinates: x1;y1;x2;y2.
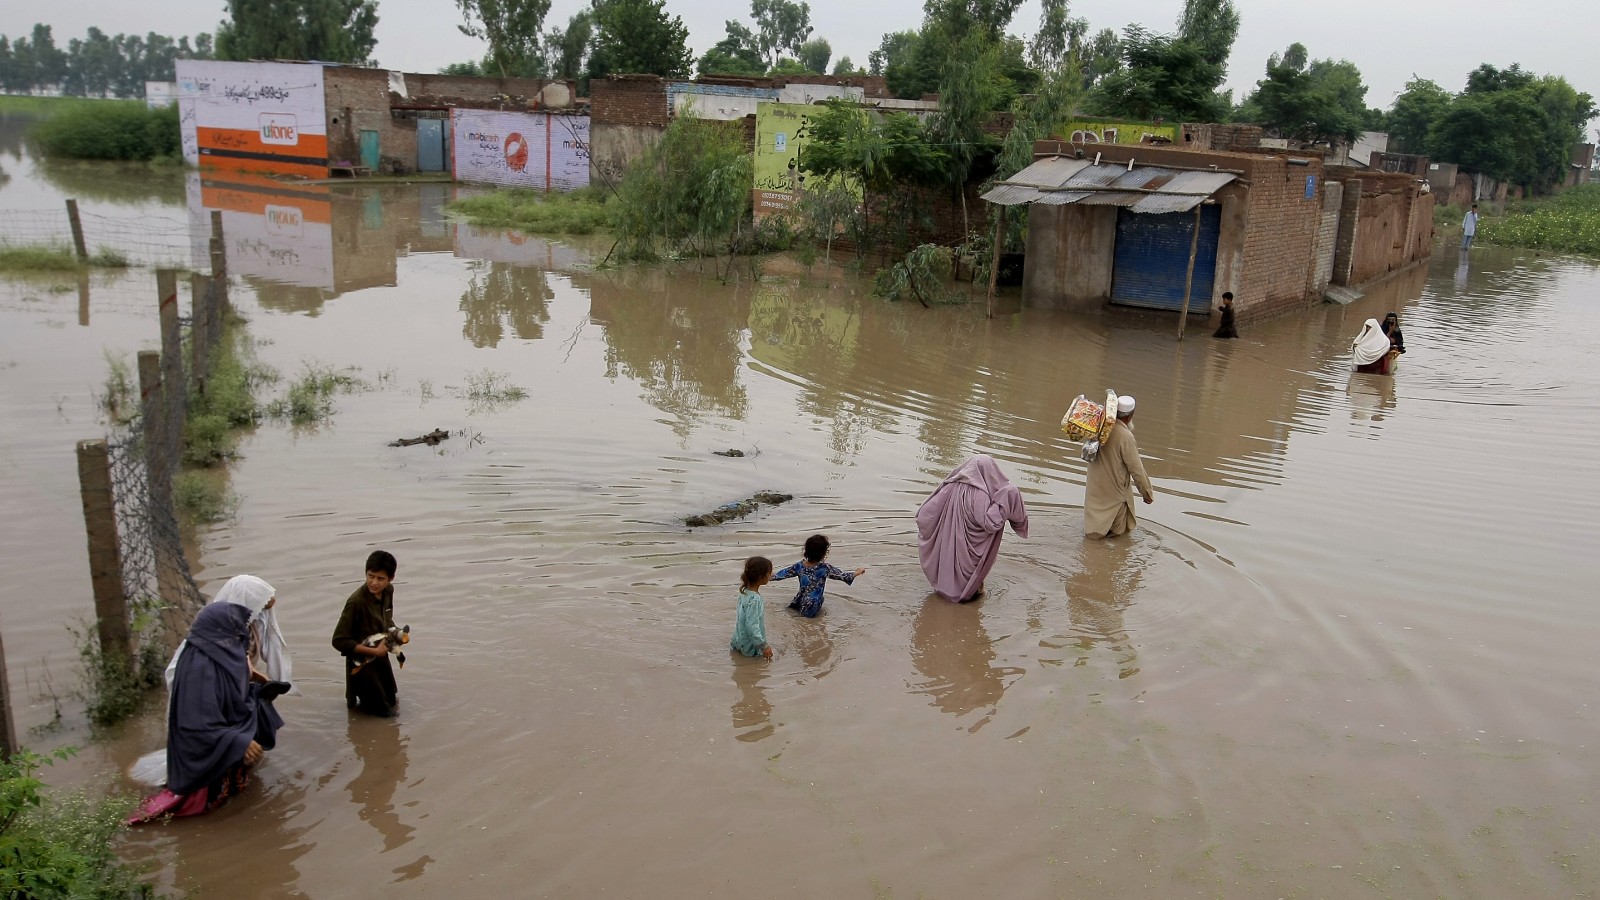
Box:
175;59;328;177
451;109;590;191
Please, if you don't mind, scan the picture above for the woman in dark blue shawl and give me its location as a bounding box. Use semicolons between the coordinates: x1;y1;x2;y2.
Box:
129;586;287;822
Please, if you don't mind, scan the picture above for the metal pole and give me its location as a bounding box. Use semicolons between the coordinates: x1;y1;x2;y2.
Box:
1176;204;1202;341
985;214;1004;319
76;439;131;669
66;199;88;259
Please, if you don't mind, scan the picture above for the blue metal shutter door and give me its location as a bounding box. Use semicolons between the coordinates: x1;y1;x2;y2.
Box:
1110;206;1221;312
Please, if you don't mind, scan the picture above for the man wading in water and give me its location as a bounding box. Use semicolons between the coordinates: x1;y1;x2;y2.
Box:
1083;395;1154;539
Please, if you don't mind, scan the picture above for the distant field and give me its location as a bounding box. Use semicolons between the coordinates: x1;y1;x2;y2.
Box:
1480;183;1600;257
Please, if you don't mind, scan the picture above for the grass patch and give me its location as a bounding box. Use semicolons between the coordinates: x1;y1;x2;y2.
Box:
448;186;611;235
456;369;528;414
174;470;238;524
28;100;181;162
0;241;133;273
1478;184;1600;256
0;748;156;899
265;363;365;425
0;95;110;116
183;318;274;466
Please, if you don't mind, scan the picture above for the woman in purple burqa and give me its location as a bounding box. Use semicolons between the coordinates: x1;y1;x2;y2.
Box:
916;455;1029;602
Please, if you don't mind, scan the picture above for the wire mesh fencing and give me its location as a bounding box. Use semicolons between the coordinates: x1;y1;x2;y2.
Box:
0;202;196;269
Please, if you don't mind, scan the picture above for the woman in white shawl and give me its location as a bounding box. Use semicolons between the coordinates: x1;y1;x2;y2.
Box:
1352;318;1398;374
132;575;295;797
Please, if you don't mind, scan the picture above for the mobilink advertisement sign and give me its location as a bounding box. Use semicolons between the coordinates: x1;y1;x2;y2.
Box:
451;109;590;191
176;60;328;178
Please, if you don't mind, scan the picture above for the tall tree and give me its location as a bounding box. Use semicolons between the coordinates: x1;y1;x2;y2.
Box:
542;10;593;80
456;0;551;77
868;31;918;79
1244;43;1370;142
589;0;693;80
1430;69;1595;190
796;38;830;75
831;56;860;76
1387;76;1451;153
1088;26;1227;122
215;0;379;65
1176;0;1239;70
750;0;812;70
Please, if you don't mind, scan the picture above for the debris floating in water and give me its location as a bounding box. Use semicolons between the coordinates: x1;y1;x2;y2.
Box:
712;448;746;457
389;428;450;447
684;491;794;527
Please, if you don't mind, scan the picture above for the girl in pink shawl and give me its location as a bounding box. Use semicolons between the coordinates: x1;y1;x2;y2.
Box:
915;455;1030;602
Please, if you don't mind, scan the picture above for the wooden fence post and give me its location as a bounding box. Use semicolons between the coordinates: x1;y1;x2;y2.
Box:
209;210;229;315
0;616;17;757
138;349;165;482
66;199;87;259
190;273;213;398
157;270;184;438
1176;203;1203;341
76;439;131;670
77;271;90;327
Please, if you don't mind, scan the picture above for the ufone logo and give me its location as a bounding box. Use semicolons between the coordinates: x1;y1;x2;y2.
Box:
259;113;299;145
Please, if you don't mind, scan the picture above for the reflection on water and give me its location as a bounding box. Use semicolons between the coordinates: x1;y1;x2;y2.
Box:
1064;538;1147;681
909;594;1021;730
460;262;552;347
346;717;415;853
729;656;774;742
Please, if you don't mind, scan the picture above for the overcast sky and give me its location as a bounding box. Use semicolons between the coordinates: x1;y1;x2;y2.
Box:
3;0;1596;124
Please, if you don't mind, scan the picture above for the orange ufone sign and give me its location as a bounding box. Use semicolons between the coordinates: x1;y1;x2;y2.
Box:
177;60;329;178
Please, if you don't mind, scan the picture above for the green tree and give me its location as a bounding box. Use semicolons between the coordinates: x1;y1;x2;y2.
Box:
455;0;551;77
797;38;830;75
589;0;693;80
543;10;593;80
1088;26;1227;122
215;0;379;65
1176;0;1239;69
440;60;485;75
868;30;917;78
1429;71;1595;190
697;22;763;77
831;55;861;76
751;0;812;70
1384;77;1451;154
1244;44;1371;142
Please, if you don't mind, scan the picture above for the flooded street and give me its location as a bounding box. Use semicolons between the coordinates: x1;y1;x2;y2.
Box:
3;119;1599;896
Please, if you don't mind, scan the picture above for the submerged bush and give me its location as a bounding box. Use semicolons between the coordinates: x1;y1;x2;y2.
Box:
0;748;155;899
873;244;964;305
457;369;529;414
174;470;238;524
29;101;181;162
610;114;754;261
183;320;274;465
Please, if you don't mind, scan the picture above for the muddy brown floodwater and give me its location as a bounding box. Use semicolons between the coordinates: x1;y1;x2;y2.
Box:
2;132;1598;896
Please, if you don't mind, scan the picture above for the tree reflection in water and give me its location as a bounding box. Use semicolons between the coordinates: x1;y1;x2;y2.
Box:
458;261;553;348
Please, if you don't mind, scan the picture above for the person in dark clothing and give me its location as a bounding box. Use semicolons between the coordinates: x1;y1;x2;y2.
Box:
1381;312;1406;355
1214;292;1238;339
128;584;287;823
333;550;401;717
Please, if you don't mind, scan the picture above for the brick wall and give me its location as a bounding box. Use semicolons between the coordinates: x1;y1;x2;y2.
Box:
591;75;671;128
323;68;398;170
1325;166;1432;285
1234;155;1326;325
1309;181;1343;298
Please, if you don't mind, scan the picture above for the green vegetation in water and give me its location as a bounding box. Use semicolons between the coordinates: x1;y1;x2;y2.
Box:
67;612;167;728
0;95;112;116
610;114;759;262
183;318;275;466
448;187;611;235
0;242;129;274
266;363;365;425
873;244;965;305
173;470;238;524
98;351;137;427
1478;184;1600;256
457;369;528;414
28;101;182;162
0;748;157;899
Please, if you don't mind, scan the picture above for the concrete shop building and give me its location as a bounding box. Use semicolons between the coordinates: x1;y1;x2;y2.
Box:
175;59;576;178
991;141;1432;325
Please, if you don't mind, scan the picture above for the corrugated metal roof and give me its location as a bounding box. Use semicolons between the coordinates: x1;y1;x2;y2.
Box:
980;157;1238;213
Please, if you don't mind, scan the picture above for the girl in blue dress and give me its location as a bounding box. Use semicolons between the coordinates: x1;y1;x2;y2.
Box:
772;534;867;618
732;556;774;659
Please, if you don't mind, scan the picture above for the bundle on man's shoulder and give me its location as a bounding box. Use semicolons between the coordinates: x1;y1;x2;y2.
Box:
1061;389;1119;462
